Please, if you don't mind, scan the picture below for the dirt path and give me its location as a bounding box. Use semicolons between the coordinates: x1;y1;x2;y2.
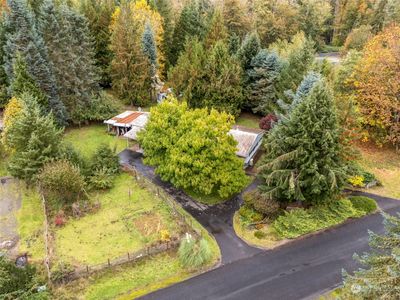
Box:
0;177;22;256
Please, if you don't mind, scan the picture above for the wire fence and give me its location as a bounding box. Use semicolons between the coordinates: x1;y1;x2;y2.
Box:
44;165;200;285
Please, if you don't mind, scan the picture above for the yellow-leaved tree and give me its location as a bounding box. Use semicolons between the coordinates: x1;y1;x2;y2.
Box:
351;25;400;149
1;97;23;152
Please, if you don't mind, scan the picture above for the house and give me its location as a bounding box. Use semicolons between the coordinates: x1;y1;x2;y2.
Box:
229;125;264;168
104;111;149;136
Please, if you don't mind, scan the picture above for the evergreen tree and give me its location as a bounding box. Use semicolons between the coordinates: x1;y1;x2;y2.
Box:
228;32;240;55
154;0;174;72
203;40;243;116
222;0;250;38
237;32;261;73
170;0;210;65
246;49;283;114
4;0;67;125
0;17;8;108
5;93;63;181
10;54;47;108
40;0;99;123
79;0;116;86
142;21;158;73
259;78;345;205
204;8;227;49
342;213;400;299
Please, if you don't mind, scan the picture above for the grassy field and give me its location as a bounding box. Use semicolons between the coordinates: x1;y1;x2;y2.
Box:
53;173;182;266
235;112;261;129
64;124;127;158
16;186;46;263
356;142;400;199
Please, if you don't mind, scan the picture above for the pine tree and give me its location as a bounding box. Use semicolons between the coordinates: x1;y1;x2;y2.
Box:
10;54;47;108
342;213;400;299
79;0;116;86
222;0;250;38
154;0;174;72
204;8;227;49
40;0;99;123
203;40;243;116
5;93;63;181
0;17;8;108
259;78;345;205
246;49;283;114
142;21;158;73
170;0;210;65
237;32;261;73
4;0;68;125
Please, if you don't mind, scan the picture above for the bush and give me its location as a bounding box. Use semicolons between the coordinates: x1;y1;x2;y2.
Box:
348;196;377;214
243;190;280;218
88;168;115;190
273;199;365;239
178;235;212;269
238;204;264;224
259;113;278;131
254;230;267;239
0;255;47;299
58;142;88;172
90;144;120;175
38;160;86;210
343;25;373;52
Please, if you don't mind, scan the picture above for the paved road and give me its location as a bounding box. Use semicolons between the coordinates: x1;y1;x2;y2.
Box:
119;149;261;264
141;194;400;300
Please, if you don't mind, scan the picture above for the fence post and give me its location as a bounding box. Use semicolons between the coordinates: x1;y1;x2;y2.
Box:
128;252;130;260
108;258;111;267
86;265;89;274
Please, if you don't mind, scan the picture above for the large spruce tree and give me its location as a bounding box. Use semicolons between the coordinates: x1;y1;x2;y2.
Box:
6;93;63;181
4;0;67;125
259;77;345;205
246;49;283;114
40;0;99;123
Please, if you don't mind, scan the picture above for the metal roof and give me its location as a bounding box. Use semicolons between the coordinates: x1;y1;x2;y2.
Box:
104;111;149;128
229;126;264;158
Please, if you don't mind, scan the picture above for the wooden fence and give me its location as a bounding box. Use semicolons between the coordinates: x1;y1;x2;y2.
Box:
45;164;200;284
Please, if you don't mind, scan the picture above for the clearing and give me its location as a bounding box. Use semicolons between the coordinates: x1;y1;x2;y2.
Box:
356;142;400;199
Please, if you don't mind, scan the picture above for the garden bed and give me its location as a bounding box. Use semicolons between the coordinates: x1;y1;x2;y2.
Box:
51;173;183;267
234;196;378;249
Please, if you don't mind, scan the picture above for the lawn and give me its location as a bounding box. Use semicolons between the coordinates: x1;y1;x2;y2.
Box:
235;112;261;129
64;124;127;158
16;186;46;263
53;173;182;266
356;142;400;199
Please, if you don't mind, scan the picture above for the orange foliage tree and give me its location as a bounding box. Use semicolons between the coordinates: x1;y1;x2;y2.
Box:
351;25;400;149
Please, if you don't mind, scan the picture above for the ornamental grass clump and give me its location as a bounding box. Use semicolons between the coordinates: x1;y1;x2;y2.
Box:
178;234;212;269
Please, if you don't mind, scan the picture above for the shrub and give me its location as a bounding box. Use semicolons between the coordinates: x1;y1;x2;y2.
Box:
242;190;280;218
273;199;364;239
348;196;377;214
259;113;278;131
58;142;88;172
0;255;47;299
38;160;85;210
347;175;364;187
90;144;120;175
88;168;115;190
254;230;267;239
81;91;121;122
238;204;264;224
178;235;212;269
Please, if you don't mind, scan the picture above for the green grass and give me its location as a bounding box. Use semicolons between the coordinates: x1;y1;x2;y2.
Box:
235;112;261;129
64;124;127;158
54;173;182;266
16;186;46;263
0;158;8;177
356;143;400;199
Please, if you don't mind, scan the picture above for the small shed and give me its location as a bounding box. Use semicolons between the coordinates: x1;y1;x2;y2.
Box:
104;111;149;136
229;125;264;167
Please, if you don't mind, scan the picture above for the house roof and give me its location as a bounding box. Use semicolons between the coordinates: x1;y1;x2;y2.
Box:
104;111;149;128
229;125;264;158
